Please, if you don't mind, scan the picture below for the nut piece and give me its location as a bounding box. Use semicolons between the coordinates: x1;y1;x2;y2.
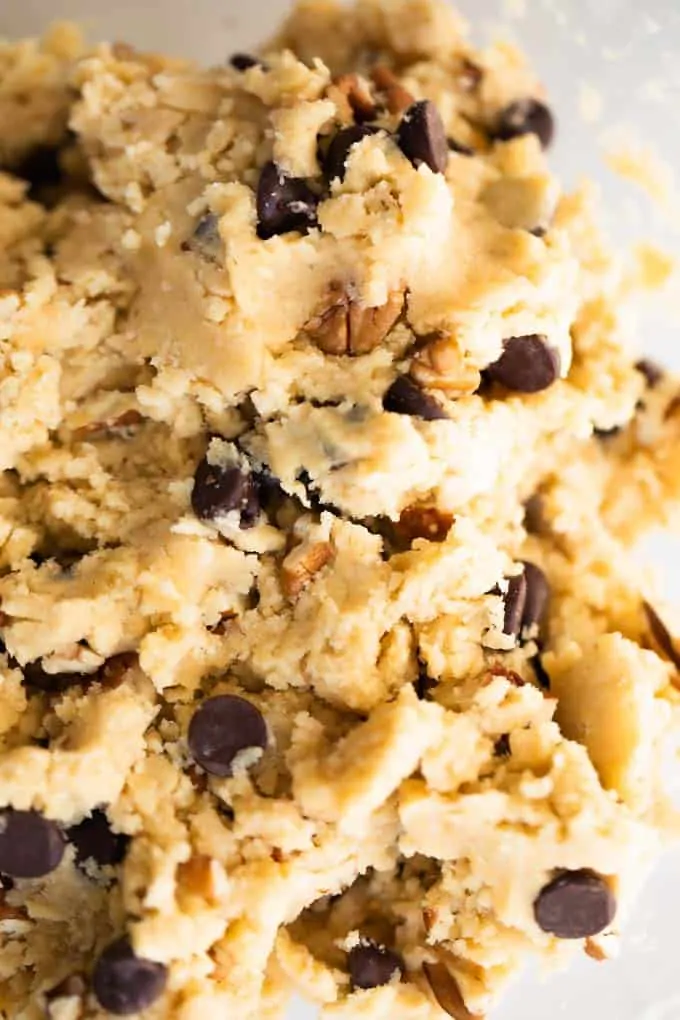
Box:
584;937;607;962
423;960;484;1020
304;286;403;357
410;335;481;396
458;58;484;92
396;505;454;543
176;854;221;904
370;65;416;115
281;541;334;599
329;73;378;122
72;410;144;441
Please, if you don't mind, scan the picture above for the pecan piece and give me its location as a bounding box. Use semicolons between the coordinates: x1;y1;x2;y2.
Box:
281;541;334;599
73;409;144;440
410;335;481;396
177;854;221;904
304;286;403;356
423;960;484;1020
329;73;377;122
643;601;680;685
370;65;415;115
458;58;484;93
397;505;454;543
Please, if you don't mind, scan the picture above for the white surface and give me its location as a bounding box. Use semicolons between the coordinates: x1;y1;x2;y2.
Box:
3;1;680;1017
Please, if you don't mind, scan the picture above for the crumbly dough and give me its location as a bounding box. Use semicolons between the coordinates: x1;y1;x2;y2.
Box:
0;2;679;1018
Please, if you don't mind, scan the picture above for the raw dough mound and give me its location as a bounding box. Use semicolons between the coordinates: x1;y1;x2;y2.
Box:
0;3;679;1019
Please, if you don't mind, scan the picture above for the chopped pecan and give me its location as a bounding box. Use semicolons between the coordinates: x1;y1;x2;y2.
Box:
111;42;138;61
330;73;377;122
73;410;144;440
485;663;526;687
397;505;454;543
410;335;481;396
370;65;416;115
458;58;484;93
304;285;403;357
422;906;437;932
281;541;334;599
98;652;138;689
664;394;680;421
584;937;607;962
0;893;27;923
643;601;680;685
423;960;484;1019
177;854;220;904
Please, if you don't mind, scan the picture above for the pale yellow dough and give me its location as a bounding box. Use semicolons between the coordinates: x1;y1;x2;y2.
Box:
0;2;680;1019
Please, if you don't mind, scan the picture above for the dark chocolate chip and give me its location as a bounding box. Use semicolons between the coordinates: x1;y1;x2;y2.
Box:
503;573;527;637
593;425;622;440
256;161;319;240
534;869;616;939
447;137;474;156
99;652;138;689
181;213;222;261
348;942;404;990
0;809;65;878
523;493;545;535
191;456;259;527
188;694;267;777
21;660;92;693
415;668;437;700
323;125;380;183
92;937;167;1015
67;809;129;868
486;335;560;394
495;99;555;149
15;146;64;203
530;654;551;690
530;225;547;238
493;733;511;757
520;561;550;636
383;375;448;420
397;100;449;174
229;53;262;71
643;601;680;672
636;359;664;389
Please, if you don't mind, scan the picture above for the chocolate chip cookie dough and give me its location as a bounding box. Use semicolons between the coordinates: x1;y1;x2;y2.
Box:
1;1;680;1017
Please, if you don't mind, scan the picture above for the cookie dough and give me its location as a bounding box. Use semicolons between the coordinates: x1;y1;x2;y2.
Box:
0;2;679;1018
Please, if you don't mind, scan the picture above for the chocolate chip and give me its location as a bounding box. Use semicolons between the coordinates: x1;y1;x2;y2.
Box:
188;694;267;777
21;660;91;693
534;869;616;939
15;146;64;204
256;161;318;240
191;456;259;527
495;99;555;149
348;942;404;990
323;125;380;183
636;359;663;389
503;573;527;637
397;100;449;174
181;213;222;261
422;960;478;1020
229;53;262;71
0;809;65;878
523;493;545;535
530;225;547;238
521;561;550;636
494;733;511;757
67;809;129;868
415;668;437;700
447;137;474;156
99;652;137;689
92;937;167;1015
593;425;622;440
643;601;680;672
383;375;448;420
486;335;560;394
531;654;551;690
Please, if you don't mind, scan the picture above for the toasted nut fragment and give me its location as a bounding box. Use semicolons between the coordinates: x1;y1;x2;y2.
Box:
331;73;377;121
281;541;334;599
458;58;484;92
370;65;415;114
73;410;144;440
397;505;454;543
584;937;607;962
411;335;481;395
111;42;139;61
0;894;27;923
99;652;138;689
176;854;221;904
422;907;437;932
643;600;680;681
423;961;484;1020
305;286;403;356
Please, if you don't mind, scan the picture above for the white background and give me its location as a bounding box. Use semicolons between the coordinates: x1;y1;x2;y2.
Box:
3;1;680;1017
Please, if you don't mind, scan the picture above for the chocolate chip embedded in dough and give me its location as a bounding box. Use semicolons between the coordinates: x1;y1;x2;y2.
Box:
92;937;167;1015
229;53;263;71
348;942;404;990
0;809;65;879
323;124;380;183
397;100;449;174
503;573;527;637
188;695;268;777
256;161;319;240
486;335;560;394
67;809;129;868
635;358;664;389
534;869;616;939
520;561;550;636
191;456;260;527
495;98;555;149
383;375;449;420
